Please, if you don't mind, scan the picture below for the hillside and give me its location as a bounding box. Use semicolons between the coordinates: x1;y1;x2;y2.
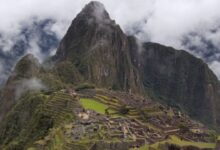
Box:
0;88;218;150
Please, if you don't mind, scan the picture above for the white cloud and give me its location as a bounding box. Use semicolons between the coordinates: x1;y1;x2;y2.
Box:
15;77;46;100
0;0;220;78
210;61;220;79
0;0;220;49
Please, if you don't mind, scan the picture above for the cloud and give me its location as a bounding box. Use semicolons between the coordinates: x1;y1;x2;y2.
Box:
210;61;220;80
15;78;46;100
0;0;220;79
0;62;2;73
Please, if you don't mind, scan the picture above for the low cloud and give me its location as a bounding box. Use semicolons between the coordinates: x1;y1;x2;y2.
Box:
15;78;46;100
0;0;220;79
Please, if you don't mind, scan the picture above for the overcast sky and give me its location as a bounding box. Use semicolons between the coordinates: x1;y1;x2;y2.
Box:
1;0;220;78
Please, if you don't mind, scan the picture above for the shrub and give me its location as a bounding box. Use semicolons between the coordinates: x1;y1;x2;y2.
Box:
111;84;120;91
75;83;95;91
119;105;130;115
178;123;189;133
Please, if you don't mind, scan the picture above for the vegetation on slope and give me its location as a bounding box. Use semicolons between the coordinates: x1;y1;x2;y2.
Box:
0;90;77;150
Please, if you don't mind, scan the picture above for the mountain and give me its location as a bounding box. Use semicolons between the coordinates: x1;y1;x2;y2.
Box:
53;1;220;129
0;54;40;121
54;1;143;94
139;42;220;128
0;19;59;86
0;1;220;150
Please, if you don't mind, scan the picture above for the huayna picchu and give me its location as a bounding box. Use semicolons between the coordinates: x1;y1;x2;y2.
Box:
0;1;220;150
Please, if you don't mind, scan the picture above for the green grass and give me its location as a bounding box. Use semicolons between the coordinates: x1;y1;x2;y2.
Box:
80;98;122;118
168;135;215;148
148;135;216;150
80;98;109;114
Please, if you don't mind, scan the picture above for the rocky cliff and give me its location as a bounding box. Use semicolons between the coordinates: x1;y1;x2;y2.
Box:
139;42;220;128
54;1;143;94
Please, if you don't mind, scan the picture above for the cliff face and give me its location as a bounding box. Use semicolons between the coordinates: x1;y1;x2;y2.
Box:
139;42;220;128
54;1;143;93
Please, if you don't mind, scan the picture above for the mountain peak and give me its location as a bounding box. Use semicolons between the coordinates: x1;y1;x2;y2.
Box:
54;1;142;93
85;1;105;10
78;1;111;23
13;54;40;79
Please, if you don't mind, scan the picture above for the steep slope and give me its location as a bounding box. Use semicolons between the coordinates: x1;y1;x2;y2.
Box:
54;1;143;93
139;42;220;128
0;54;41;121
0;91;77;150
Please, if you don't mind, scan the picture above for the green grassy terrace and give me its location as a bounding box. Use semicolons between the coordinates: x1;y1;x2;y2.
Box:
80;98;109;115
131;135;216;150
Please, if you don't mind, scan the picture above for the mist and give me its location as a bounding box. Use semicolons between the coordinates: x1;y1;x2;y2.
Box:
15;78;46;100
0;0;220;79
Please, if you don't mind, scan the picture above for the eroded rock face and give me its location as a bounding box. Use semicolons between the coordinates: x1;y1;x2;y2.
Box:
139;42;220;128
54;1;143;93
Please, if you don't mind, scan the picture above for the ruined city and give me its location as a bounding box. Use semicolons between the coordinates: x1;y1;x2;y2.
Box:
33;88;219;150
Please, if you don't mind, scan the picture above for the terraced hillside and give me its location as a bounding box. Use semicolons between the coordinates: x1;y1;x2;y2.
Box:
0;90;79;150
17;88;217;150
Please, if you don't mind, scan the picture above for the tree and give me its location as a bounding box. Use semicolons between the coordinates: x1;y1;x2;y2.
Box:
119;105;130;115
